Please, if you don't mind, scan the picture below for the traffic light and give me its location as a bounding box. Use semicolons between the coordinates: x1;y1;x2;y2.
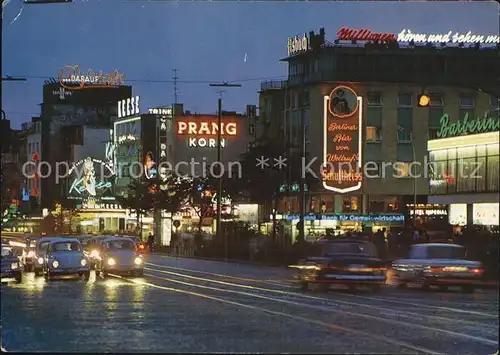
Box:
417;94;431;107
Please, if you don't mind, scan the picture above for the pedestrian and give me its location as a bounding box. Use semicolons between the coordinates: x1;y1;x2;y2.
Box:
412;228;420;244
147;233;154;253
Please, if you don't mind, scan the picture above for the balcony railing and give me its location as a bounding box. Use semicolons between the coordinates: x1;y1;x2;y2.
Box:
260;80;288;91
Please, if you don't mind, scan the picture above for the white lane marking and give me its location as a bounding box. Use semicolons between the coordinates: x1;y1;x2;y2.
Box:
145;266;496;329
147;261;292;287
149;262;497;318
110;273;440;354
143;271;498;346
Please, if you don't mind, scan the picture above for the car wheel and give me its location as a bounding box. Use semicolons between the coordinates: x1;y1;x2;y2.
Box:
463;285;475;293
35;268;43;277
44;271;51;281
83;271;90;281
15;274;22;283
25;264;32;273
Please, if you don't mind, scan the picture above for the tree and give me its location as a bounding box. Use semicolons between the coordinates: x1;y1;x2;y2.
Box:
116;179;154;235
185;176;216;234
50;202;80;234
236;134;318;243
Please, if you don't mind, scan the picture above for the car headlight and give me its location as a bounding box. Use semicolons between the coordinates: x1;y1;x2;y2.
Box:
81;259;87;266
11;263;19;269
107;258;116;266
134;257;142;265
52;260;59;268
27;250;36;258
90;250;100;258
37;257;44;264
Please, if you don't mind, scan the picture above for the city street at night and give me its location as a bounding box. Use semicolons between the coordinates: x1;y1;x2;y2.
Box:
1;256;498;354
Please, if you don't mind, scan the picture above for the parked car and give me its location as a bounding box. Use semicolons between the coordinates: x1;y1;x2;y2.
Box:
392;243;483;292
31;237;60;276
94;237;144;277
1;244;23;283
291;238;386;292
43;238;90;281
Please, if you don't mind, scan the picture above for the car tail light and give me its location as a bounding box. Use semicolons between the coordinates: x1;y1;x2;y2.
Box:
429;266;444;272
470;268;483;274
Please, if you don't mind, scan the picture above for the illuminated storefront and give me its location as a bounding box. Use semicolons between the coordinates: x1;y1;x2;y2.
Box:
428;115;499;226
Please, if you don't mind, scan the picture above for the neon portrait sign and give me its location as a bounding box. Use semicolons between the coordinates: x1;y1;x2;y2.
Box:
323;86;363;194
68;157;114;197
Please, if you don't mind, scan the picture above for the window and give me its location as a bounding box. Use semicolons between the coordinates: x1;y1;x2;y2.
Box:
367;92;382;106
490;96;499;108
397;144;413;161
456;158;476;192
428;129;439;140
397;127;412;142
366;126;382;142
398;93;413;107
365;161;382;179
35;142;39;153
487;155;499;192
459;95;475;108
476;156;486;192
394;162;411;178
28;143;32;155
429;94;444;107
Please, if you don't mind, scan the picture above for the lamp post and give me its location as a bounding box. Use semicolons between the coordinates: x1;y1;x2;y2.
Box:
208;82;241;261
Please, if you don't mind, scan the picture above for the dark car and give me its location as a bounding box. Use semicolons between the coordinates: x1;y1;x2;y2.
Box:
1;244;23;283
291;239;386;292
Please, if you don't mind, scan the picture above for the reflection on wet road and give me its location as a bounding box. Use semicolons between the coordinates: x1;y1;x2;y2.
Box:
1;254;498;353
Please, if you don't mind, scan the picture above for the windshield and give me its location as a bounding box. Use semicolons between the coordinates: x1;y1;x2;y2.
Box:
428;246;466;259
38;241;51;253
322;242;378;257
105;240;135;251
51;242;81;252
1;247;15;258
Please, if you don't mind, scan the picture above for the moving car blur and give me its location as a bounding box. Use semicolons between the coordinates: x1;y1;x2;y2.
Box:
392;243;484;292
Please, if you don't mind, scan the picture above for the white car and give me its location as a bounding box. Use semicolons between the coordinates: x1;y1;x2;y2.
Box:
392;243;483;292
43;238;90;281
94;237;144;277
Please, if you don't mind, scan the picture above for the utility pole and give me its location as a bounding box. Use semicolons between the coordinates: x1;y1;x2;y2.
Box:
208;82;242;261
172;69;179;105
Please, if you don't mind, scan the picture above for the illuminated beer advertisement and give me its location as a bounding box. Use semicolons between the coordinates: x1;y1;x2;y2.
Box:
176;119;238;148
67;157;115;200
323;86;363;193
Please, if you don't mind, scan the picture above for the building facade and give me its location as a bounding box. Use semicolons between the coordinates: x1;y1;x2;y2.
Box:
259;27;500;239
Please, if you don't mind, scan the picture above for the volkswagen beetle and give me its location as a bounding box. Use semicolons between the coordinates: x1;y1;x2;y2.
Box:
43;238;90;281
1;244;22;283
94;237;144;277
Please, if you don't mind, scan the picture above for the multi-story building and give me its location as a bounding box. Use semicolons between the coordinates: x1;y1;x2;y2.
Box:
259;27;500;239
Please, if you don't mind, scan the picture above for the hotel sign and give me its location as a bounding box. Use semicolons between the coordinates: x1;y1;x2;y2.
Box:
59;65;125;90
322;86;363;194
437;112;499;138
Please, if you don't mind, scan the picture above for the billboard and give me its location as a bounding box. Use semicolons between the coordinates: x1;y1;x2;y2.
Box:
322;86;363;193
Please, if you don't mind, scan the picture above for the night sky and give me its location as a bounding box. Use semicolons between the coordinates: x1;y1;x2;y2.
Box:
2;0;499;128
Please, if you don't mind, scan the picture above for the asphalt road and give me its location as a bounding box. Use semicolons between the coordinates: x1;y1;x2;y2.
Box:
1;254;498;354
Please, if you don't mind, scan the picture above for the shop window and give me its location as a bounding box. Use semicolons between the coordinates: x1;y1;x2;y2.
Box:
446;160;458;194
429;161;449;195
459;95;475;108
367;92;382;106
487;155;499;192
342;196;360;213
369;201;385;213
456;158;476;192
476;156;486;192
394;162;411;178
366;126;382;142
398;93;413;107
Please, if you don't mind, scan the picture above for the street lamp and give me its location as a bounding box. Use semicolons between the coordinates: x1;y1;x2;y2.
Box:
208;82;242;260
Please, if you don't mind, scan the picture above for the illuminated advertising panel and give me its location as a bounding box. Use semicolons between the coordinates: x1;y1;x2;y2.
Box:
176;119;238;148
67;157;115;203
322;86;363;194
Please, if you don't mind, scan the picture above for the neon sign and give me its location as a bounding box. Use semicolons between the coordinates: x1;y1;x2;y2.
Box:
118;96;140;119
323;86;363;194
287;33;308;56
177;120;237;148
144;151;157;179
337;27;395;41
437;112;499;138
58;65;125;91
68;157;114;197
149;107;173;116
